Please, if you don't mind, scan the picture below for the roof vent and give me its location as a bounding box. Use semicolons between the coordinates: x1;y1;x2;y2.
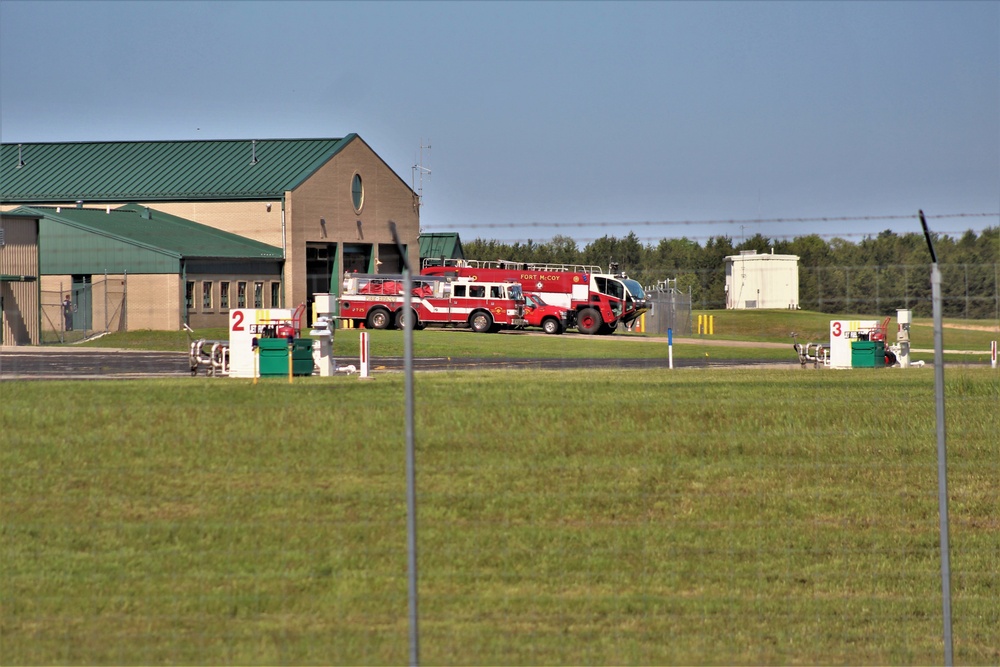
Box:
250;139;259;165
16;144;25;168
141;206;151;220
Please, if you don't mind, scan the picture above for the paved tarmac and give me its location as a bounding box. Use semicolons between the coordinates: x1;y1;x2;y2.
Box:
0;345;795;380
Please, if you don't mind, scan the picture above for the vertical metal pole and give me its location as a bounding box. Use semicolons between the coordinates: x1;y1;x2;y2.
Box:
921;211;954;666
930;262;953;665
667;327;673;369
391;221;419;666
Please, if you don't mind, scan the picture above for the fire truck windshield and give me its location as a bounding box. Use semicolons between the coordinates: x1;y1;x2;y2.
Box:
525;293;546;308
622;279;645;300
594;276;625;301
507;285;524;300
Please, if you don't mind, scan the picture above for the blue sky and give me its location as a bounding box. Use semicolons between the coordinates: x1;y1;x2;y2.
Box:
1;0;997;244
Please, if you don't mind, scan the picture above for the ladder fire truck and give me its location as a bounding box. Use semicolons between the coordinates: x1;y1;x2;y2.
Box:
421;259;647;335
338;274;569;333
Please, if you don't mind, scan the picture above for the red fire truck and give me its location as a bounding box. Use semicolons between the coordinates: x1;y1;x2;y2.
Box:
421;259;647;335
338;274;568;333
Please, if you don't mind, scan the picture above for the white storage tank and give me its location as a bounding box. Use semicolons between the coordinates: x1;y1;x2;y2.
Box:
724;250;799;310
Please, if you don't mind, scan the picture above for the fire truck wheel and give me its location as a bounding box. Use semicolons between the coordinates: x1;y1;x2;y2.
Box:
542;318;563;335
577;308;602;335
395;308;420;330
470;311;494;333
367;308;391;330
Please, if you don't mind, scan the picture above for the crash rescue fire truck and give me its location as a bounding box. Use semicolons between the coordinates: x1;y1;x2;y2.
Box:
421;259;647;335
338;274;569;333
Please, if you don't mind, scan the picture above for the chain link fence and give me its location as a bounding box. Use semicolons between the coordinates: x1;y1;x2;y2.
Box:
41;275;127;344
642;279;693;335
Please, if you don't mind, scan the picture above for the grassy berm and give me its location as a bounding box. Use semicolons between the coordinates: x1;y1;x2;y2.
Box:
2;369;998;664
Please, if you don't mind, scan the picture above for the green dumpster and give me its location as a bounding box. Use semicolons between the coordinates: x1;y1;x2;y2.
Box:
258;338;314;377
851;340;885;368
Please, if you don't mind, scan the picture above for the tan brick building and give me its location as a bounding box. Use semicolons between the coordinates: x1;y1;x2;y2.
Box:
1;136;420;336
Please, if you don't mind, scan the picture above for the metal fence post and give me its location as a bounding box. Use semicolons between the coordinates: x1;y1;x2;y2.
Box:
921;210;954;666
390;221;419;667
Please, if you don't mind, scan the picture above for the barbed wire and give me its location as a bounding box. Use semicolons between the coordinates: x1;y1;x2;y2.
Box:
421;212;998;245
454;228;997;246
422;212;998;232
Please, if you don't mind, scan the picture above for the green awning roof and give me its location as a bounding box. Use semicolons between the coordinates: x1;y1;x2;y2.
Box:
419;233;464;261
11;205;282;260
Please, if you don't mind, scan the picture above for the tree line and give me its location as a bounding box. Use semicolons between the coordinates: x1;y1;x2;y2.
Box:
461;228;999;319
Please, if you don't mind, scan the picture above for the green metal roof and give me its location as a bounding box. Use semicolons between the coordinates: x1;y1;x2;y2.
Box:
12;205;282;259
419;233;464;261
1;136;356;202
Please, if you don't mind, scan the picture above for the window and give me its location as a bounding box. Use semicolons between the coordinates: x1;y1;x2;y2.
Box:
186;281;195;309
351;173;364;212
469;286;485;298
254;282;263;308
452;284;466;298
237;282;247;308
271;282;280;308
490;286;504;298
221;282;230;309
202;282;213;310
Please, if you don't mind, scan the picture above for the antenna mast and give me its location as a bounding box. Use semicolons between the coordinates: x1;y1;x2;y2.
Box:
412;140;431;213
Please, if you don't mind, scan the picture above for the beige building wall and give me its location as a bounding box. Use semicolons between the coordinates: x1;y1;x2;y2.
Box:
183;274;283;330
125;274;183;330
1;214;41;345
150;201;283;249
145;137;419;309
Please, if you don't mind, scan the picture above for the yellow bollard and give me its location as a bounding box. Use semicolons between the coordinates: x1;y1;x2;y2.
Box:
709;315;714;335
697;314;703;335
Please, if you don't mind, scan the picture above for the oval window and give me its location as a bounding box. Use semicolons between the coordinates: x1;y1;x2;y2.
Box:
351;173;364;212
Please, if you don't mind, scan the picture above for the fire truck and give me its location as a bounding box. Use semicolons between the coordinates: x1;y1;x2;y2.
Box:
421;259;647;335
338;274;567;333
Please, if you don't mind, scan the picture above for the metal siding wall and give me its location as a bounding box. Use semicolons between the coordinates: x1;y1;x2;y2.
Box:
759;258;798;309
0;216;41;344
40;219;179;274
727;255;800;309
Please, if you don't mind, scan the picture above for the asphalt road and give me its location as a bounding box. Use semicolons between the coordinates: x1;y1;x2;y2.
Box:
0;346;794;380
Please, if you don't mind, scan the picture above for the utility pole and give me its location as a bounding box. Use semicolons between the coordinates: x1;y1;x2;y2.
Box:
411;141;431;215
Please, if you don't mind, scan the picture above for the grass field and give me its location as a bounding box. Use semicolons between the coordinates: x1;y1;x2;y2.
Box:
2;368;998;664
74;309;1000;366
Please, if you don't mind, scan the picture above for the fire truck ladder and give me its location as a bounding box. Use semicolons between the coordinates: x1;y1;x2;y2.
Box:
422;257;606;274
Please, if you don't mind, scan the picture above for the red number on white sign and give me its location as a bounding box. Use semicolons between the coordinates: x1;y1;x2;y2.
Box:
231;310;245;332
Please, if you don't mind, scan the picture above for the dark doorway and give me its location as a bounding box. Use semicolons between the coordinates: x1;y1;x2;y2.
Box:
306;243;339;325
343;243;372;274
71;275;92;331
377;243;404;273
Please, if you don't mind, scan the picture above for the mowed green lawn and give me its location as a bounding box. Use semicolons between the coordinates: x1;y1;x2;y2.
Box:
76;308;1000;366
2;368;998;664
